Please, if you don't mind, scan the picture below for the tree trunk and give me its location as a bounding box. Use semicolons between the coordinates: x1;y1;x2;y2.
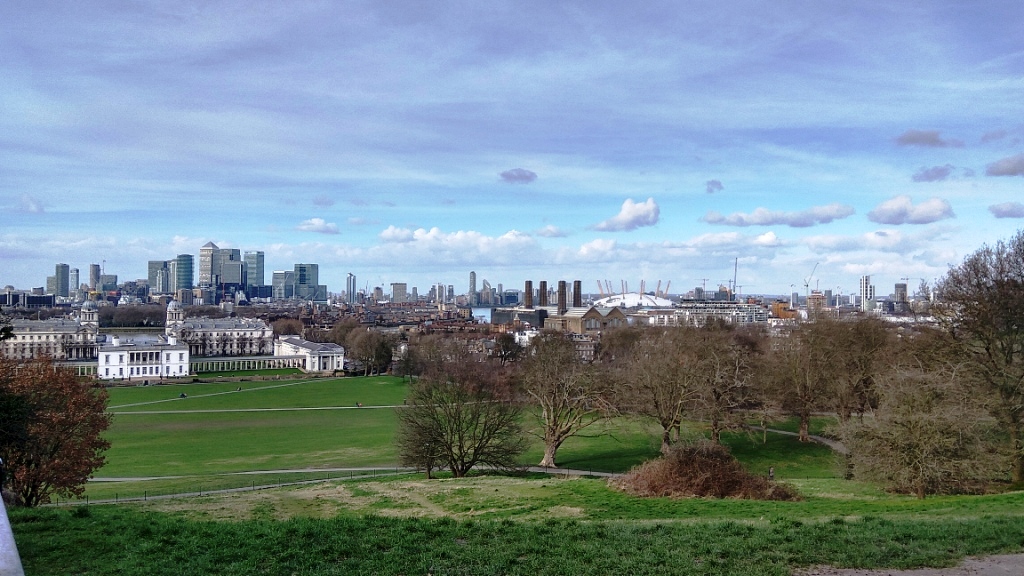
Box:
798;413;810;442
539;443;559;468
660;428;672;455
1011;424;1024;484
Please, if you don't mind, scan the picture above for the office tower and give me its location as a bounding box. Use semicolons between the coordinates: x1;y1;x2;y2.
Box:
823;289;833;307
199;242;219;286
293;264;319;300
469;271;477;306
373;286;384;302
895;283;908;303
411;287;418;301
99;274;118;292
54;263;70;297
46;275;57;295
272;271;295;300
346;273;357;303
221;260;245;286
174;254;194;291
218;248;241;286
391;283;407;303
89;264;101;291
244;251;265;289
69;268;79;294
447;285;454;302
859;275;875;311
148;260;170;293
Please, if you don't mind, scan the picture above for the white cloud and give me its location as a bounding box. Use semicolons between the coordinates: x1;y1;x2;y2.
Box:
592;198;660;232
379;225;415;243
535;225;568;238
867;195;954;225
701;203;854;228
989;202;1024;218
296;218;339;234
986;153;1024;177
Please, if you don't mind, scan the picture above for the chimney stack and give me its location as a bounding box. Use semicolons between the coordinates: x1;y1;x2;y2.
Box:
524;280;533;308
539;281;548;307
558;281;567;315
573;280;582;308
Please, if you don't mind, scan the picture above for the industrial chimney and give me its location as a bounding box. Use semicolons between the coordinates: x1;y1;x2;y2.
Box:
557;281;567;315
524;280;533;308
539;281;548;307
572;280;582;308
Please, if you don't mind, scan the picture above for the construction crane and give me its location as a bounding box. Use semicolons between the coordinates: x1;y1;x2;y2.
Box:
803;262;819;301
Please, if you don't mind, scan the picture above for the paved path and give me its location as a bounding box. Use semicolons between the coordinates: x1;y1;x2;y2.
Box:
744;425;849;454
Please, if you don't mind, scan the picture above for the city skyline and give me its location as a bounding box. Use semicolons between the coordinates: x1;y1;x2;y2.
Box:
3;2;1024;295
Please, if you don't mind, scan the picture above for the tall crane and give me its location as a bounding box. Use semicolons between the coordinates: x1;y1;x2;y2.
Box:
803;262;819;301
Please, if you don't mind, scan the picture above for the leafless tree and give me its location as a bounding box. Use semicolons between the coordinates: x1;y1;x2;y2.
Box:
396;346;525;478
935;230;1024;482
517;332;615;468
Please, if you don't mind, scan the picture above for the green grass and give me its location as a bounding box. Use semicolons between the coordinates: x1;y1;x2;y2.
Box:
192;368;304;377
11;503;1024;575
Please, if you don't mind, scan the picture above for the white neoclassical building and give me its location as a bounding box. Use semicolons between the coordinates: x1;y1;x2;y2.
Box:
274;336;345;373
164;300;274;357
97;335;190;381
0;301;100;361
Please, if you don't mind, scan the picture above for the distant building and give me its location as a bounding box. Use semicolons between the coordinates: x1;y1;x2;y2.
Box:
346;273;357;303
97;335;190;381
89;264;101;291
164;300;273;357
274;336;345;372
0;301;100;361
272;270;294;300
54;263;70;297
391;282;408;303
644;301;769;326
859;275;876;311
244;251;265;290
174;254;194;291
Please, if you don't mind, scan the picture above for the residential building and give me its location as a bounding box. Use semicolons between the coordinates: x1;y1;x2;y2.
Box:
859;275;875;311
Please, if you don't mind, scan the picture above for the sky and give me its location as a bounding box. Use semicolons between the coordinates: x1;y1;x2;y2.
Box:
2;1;1024;300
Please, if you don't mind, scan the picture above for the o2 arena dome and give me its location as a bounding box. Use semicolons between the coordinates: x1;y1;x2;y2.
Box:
593;292;674;308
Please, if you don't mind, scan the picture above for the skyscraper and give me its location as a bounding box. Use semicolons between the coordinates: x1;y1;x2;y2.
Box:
69;268;79;294
294;264;320;300
859;275;875;311
244;251;265;289
272;271;295;300
391;282;407;303
54;263;70;297
148;260;169;293
199;242;219;286
89;264;101;291
174;254;194;291
346;273;357;303
469;271;477;306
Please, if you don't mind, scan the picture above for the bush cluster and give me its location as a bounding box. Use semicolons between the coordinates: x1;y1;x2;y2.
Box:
611;441;800;501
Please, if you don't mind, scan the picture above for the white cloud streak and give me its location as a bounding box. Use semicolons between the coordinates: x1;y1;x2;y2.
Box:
592;198;660;232
701;204;854;228
867;196;954;225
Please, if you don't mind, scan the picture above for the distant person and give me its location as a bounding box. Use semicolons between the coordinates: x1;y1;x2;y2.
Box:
179;393;187;399
768;466;775;481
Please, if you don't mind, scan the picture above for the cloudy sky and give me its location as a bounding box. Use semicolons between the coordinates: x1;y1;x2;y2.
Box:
3;1;1024;299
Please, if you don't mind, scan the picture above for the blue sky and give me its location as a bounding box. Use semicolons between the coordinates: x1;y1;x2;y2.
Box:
3;1;1024;299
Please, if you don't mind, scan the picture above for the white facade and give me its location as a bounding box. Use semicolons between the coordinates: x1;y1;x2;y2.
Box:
642;301;769;327
274;336;345;372
0;302;100;361
98;336;190;381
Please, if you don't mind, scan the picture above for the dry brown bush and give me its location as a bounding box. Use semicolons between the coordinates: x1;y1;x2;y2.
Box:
610;441;800;501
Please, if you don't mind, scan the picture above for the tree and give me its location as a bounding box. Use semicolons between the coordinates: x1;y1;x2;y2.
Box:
347;329;396;375
272;318;304;336
494;333;523;366
765;321;834;442
815;317;892;423
618;327;696;454
837;365;1000;498
690;323;762;445
396;345;525;478
935;230;1024;482
0;356;112;506
518;332;614;468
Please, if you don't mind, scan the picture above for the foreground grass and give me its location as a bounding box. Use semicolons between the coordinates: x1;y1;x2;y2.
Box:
12;501;1024;575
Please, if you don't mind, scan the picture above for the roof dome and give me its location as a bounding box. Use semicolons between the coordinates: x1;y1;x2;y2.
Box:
593;292;675;308
167;300;182;311
82;300;98;311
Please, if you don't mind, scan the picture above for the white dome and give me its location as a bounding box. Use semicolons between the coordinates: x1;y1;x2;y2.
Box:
167;300;182;311
593;292;674;308
82;300;98;311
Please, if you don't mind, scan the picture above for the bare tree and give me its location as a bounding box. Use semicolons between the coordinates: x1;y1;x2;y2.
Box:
396;345;525;478
690;323;762;445
517;332;614;468
935;230;1024;482
837;365;1000;498
765;321;834;442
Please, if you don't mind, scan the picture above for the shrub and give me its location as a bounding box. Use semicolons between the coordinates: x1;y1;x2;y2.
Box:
610;440;799;501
